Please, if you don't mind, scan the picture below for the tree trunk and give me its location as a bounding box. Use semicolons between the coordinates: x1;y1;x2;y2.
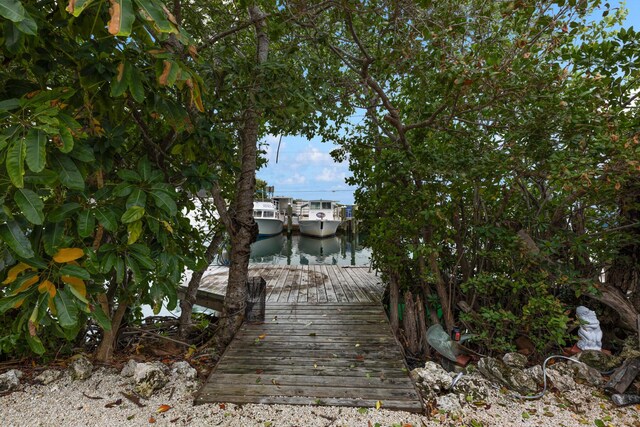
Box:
416;295;430;355
589;283;639;332
216;4;268;352
403;291;420;355
178;228;225;338
389;273;399;333
95;294;128;363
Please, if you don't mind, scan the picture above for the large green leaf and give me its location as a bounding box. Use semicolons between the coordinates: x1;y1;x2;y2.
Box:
25;129;46;173
150;189;177;216
66;0;94;17
25;334;45;355
59;264;91;280
57;126;74;153
51;155;84;190
53;288;79;329
0;220;34;258
127;64;145;103
94;207;118;232
6;138;26;188
91;303;112;331
48;202;81;222
127;220;143;244
0;0;25;22
77;209;95;238
134;0;175;33
121;205;145;223
107;0;135;37
14;188;44;225
126;188;146;208
15;13;36;35
0;293;28;314
0;98;20;111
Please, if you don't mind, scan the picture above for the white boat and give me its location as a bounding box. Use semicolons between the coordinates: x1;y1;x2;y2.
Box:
253;201;284;237
298;200;341;238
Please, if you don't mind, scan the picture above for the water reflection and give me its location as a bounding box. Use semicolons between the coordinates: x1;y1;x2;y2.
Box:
250;234;370;266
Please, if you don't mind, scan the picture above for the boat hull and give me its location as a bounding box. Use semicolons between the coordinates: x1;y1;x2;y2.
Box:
298;220;341;238
255;218;284;236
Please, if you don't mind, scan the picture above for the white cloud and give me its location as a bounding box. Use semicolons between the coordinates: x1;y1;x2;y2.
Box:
282;173;307;185
317;167;347;183
296;147;332;164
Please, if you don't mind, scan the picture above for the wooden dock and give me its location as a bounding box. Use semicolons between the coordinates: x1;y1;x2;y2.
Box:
194;265;423;412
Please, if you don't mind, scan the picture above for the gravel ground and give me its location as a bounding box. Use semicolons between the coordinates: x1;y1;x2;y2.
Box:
1;367;639;427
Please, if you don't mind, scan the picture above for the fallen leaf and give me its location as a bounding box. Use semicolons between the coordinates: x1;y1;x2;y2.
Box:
258;334;266;339
82;392;104;400
271;379;278;385
157;404;171;413
149;416;156;423
121;391;146;408
375;400;382;410
355;355;365;362
170;417;180;423
358;407;368;414
105;398;123;408
219;403;226;410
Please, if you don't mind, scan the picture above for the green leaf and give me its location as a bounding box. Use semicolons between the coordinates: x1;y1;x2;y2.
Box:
107;0;135;36
66;0;94;17
54;288;79;329
115;257;125;284
137;156;151;181
3;20;23;52
24;169;57;185
117;169;142;182
150;190;177;216
68;143;95;163
134;0;176;33
77;209;95;238
49;202;81;222
0;220;34;258
25;129;46;173
91;303;112;331
129;251;154;269
6;138;26;188
0;293;28;314
14;188;44;225
0;98;20;111
113;182;135;197
594;420;605;427
0;0;26;22
57;126;74;153
15;13;36;35
126;188;146;208
94;207;118;232
127;220;143;244
111;62;128;98
51;155;84;190
25;334;45;355
59;264;91;280
127;64;145;103
121;205;145;223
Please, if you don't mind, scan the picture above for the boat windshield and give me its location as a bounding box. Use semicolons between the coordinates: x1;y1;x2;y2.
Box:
253;210;262;217
310;202;332;210
263;211;275;218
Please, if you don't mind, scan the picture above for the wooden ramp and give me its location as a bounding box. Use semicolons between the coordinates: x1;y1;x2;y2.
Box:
195;266;423;413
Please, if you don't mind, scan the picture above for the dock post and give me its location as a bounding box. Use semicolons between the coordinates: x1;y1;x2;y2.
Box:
287;204;292;234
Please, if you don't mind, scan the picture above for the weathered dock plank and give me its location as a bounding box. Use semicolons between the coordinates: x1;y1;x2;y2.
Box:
195;297;422;413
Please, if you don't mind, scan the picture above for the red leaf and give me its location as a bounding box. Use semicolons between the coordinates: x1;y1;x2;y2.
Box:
148;417;156;423
157;404;171;413
219;403;226;410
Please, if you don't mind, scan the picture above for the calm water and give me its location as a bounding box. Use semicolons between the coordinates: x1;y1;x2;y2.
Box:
250;234;371;266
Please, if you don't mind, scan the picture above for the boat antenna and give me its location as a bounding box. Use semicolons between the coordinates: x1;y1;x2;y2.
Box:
275;134;283;164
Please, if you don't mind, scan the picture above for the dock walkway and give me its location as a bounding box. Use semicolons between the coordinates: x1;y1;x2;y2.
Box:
194;265;423;412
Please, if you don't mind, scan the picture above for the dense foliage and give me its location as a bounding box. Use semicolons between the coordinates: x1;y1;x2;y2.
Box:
312;1;640;353
1;0;638;359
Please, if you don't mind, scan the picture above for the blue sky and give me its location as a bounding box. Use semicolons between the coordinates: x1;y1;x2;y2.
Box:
256;1;639;206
